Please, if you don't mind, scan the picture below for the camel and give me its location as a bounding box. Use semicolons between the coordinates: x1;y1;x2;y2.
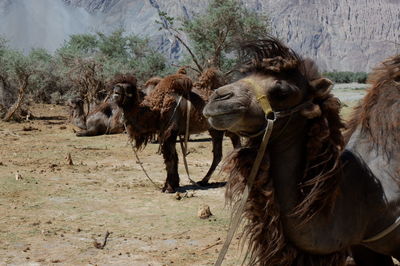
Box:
67;96;124;137
112;69;240;193
67;76;158;137
344;54;400;266
203;37;400;265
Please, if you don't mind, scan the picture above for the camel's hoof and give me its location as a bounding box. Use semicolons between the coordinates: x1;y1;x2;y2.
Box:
162;185;176;193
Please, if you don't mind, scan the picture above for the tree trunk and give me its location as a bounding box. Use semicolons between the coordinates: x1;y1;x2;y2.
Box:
3;79;28;122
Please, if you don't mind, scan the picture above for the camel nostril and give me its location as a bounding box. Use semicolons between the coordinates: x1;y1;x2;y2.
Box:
215;92;233;101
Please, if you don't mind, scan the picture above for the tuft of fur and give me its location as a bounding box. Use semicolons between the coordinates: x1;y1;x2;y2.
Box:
294;92;345;220
344;54;400;161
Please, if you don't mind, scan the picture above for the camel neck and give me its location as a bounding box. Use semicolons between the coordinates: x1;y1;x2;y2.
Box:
122;103;157;133
268;117;307;215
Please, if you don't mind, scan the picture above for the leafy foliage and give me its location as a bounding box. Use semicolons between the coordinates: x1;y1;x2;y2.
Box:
0;30;173;118
56;29;173;110
324;71;368;83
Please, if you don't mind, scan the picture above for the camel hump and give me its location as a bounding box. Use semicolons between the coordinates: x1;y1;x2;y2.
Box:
144;76;162;88
195;67;225;91
158;73;193;95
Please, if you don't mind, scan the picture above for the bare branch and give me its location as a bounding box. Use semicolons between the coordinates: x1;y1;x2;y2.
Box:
172;33;203;73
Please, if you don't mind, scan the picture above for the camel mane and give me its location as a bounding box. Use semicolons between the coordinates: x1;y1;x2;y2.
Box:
224;37;346;265
344;54;400;160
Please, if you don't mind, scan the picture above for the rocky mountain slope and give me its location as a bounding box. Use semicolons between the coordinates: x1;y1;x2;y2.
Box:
0;0;399;72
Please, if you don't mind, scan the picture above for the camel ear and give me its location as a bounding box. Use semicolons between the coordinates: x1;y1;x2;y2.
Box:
310;78;333;98
301;103;321;119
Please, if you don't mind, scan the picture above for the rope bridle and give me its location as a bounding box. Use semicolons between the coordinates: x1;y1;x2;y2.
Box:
215;79;276;266
215;78;326;265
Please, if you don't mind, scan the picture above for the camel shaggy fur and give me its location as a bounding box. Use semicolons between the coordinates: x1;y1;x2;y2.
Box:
203;38;400;265
113;69;240;193
67;96;124;137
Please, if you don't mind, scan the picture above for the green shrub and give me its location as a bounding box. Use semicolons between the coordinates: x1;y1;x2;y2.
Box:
324;71;368;83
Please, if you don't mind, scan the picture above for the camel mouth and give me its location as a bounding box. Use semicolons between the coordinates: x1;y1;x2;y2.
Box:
203;99;249;131
206;112;244;131
203;106;247;118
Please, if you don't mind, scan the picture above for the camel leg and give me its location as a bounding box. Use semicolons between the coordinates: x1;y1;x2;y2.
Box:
225;131;241;149
198;129;224;186
161;131;180;193
351;245;394;266
76;127;102;137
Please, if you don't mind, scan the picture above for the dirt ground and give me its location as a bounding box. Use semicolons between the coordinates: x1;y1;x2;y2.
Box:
1;87;396;266
0;104;244;266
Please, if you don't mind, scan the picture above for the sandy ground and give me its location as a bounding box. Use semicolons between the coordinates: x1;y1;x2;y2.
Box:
0;104;244;266
1;87;396;266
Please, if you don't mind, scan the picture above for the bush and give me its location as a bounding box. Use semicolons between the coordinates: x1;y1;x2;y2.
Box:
324;71;368;83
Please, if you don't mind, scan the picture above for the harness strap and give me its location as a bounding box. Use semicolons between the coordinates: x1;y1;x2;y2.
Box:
215;79;275;266
215;78;313;265
215;119;274;266
179;95;201;187
362;216;400;243
275;100;313;119
241;79;273;115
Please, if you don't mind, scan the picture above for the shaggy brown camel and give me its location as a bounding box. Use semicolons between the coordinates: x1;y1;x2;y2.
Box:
112;69;240;193
67;96;124;137
203;37;400;265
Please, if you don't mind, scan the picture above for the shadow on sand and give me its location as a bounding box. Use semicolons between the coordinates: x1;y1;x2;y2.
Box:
176;181;226;192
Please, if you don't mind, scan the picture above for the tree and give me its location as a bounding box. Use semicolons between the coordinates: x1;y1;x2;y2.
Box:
158;0;270;73
1;48;36;121
57;30;172;112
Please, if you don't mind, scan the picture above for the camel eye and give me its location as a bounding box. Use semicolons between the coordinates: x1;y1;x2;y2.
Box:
269;81;293;101
113;86;123;95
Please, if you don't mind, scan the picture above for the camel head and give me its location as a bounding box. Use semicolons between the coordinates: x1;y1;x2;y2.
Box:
203;38;334;137
66;97;86;129
111;74;138;108
66;97;85;117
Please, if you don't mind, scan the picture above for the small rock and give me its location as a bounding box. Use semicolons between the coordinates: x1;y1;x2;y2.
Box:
66;153;73;165
15;171;22;180
174;192;182;200
197;204;212;219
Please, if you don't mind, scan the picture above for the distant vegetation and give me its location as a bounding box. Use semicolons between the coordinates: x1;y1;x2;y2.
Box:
1;0;367;121
323;71;368;84
0;30;172;120
1;0;272;121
